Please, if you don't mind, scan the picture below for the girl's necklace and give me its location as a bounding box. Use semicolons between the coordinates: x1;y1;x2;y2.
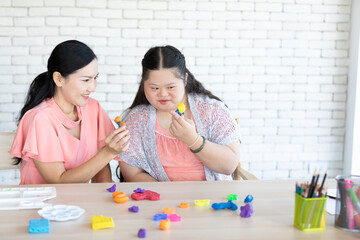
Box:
155;130;176;140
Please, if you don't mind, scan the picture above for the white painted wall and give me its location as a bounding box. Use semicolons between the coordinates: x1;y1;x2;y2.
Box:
0;0;353;183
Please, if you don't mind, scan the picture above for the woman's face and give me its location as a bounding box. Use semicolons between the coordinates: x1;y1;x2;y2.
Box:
54;59;98;112
144;68;186;113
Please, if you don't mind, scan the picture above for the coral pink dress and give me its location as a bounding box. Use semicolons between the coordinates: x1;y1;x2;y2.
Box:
9;98;116;185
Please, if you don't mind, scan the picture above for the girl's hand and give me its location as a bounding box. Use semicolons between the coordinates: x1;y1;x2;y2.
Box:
104;126;130;157
169;111;198;146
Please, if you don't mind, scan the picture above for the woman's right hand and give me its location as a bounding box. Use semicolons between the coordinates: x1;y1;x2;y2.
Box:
103;126;130;157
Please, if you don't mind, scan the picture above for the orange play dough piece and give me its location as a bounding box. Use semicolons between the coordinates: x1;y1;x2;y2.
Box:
159;219;170;230
112;191;129;203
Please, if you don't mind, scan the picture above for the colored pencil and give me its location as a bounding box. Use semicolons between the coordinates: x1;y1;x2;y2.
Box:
318;169;327;197
307;170;316;198
310;171;320;198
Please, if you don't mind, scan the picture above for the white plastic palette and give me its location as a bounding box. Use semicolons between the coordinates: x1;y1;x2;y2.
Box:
0;187;56;210
38;205;85;221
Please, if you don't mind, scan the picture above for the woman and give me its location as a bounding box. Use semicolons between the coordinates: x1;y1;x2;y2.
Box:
9;40;130;184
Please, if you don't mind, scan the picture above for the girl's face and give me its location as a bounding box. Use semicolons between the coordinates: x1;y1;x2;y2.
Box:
144;68;186;113
54;59;98;112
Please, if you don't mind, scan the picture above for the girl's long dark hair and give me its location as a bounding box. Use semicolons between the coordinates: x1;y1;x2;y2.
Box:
129;45;222;110
14;40;96;165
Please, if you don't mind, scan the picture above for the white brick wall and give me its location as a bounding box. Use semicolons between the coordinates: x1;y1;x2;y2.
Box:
0;0;352;184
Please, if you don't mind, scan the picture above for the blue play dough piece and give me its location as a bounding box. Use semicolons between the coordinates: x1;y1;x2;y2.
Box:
29;219;50;233
212;200;238;211
153;214;168;221
244;194;254;203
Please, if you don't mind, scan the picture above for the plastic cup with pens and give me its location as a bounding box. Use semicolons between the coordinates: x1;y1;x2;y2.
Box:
294;170;328;231
335;175;360;232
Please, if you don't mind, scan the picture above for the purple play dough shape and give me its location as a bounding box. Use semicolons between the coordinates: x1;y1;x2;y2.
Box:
240;203;253;218
128;206;139;212
133;188;146;193
106;184;116;192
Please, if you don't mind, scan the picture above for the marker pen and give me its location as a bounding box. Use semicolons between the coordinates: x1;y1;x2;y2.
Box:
347;187;360;214
345;180;354;229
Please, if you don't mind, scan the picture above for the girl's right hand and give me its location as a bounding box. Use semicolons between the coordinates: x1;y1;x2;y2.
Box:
104;126;130;157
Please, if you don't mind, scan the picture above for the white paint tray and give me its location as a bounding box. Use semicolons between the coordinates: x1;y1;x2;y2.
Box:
0;187;56;210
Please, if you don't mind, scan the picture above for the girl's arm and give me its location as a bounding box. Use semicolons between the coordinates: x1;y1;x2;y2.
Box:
92;164;112;183
118;162;158;182
188;139;240;175
169;111;240;175
33;127;130;184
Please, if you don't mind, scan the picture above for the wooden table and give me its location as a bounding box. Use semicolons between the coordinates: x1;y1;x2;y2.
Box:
0;180;357;239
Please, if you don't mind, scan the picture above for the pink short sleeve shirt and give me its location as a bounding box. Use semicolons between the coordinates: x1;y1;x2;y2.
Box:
9;98;116;185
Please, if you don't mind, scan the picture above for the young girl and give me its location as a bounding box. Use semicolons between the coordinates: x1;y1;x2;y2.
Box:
9;40;130;184
118;45;240;182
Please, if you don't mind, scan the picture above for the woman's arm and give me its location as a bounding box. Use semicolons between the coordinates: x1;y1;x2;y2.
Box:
169;111;240;175
33;127;130;184
119;161;158;182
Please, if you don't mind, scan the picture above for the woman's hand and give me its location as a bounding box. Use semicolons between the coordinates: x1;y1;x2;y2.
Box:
103;126;130;158
169;111;198;146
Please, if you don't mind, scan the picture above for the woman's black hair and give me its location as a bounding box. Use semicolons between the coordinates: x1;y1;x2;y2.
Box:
14;40;96;165
128;45;222;110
